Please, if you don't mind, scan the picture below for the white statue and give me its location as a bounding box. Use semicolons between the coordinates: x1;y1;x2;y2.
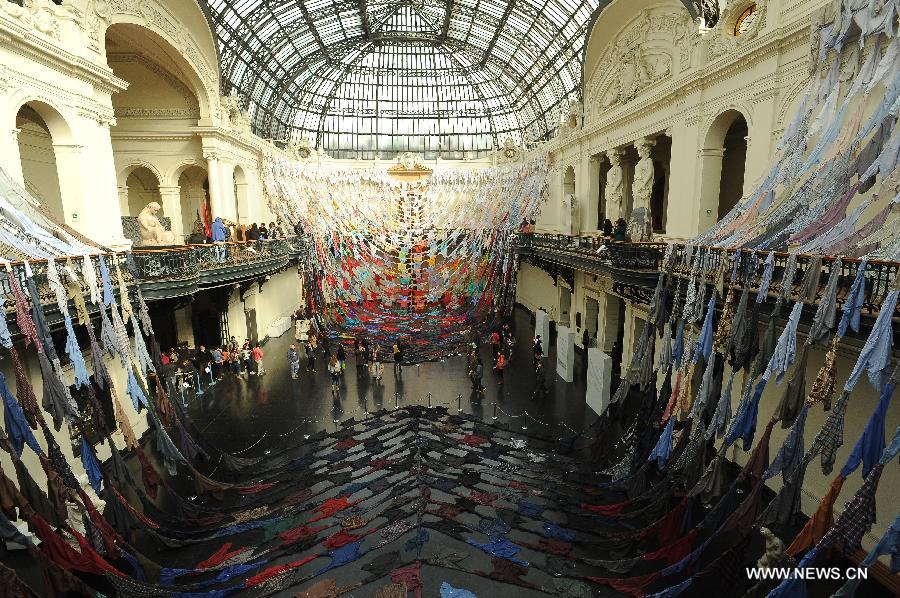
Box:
628;138;656;242
137;202;176;246
606;150;624;212
632;138;656;210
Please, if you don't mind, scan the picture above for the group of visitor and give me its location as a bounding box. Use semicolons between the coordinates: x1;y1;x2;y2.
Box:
289;312;406;397
159;339;265;397
467;316;515;393
601;218;629;242
187;217;295;245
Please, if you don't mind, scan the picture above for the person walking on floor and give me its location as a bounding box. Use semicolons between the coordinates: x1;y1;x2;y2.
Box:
490;330;501;359
229;347;241;375
582;328;591;350
494;352;506;385
392;341;403;376
532;359;548;400
252;343;265;377
471;357;484;394
241;341;252;376
288;344;300;380
336;343;347;373
533;335;543;367
328;355;341;397
307;334;318;372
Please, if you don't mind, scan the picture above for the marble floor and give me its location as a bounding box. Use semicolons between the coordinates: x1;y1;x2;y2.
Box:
180;307;599;457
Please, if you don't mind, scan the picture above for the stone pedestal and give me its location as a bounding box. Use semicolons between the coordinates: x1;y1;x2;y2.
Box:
556;325;575;382
586;348;612;416
535;309;550;346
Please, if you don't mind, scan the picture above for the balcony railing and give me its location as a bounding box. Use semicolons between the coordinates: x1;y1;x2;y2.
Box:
514;233;667;270
1;237;308;319
666;245;899;317
513;233;899;317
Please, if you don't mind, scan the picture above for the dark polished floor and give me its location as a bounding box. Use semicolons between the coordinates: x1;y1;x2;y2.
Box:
182;306;597;457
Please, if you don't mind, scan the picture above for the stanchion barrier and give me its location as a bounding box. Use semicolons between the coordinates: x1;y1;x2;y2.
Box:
457;393;463;413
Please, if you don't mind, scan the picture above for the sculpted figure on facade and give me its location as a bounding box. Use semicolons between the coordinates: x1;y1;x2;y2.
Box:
605;149;625;217
137;201;177;246
628;138;655;241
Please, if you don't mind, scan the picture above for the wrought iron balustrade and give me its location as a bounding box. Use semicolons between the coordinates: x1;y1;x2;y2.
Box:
0;254;131;314
130;247;199;281
512;233;899;317
513;233;666;270
667;245;900;317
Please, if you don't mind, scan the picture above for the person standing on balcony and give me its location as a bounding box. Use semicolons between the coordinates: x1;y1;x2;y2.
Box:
268;222;279;239
293;221;304;237
247;223;259;241
288;344;300;380
212;217;227;242
258;225;268;241
602;218;614;237
613;218;628;242
252;343;265;376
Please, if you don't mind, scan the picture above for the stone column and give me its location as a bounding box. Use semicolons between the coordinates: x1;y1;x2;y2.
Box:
117;185;129;216
50;142;87;230
92;116;130;249
158;185;183;242
696;147;725;233
584;155;601;233
218;162;237;222
205;152;224;219
665;117;703;238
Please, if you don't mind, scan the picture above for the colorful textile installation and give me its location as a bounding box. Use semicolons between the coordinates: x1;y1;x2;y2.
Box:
697;0;900;260
264;157;549;361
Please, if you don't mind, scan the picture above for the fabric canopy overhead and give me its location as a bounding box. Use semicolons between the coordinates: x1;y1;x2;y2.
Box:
265;157;549;360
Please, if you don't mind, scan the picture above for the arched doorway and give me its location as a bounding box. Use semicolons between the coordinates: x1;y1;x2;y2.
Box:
125;166;162;217
233;165;249;224
15;102;71;223
718;116;748;219
697;110;749;232
178;165;209;243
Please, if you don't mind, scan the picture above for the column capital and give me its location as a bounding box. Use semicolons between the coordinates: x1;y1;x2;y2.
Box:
204;151;220;162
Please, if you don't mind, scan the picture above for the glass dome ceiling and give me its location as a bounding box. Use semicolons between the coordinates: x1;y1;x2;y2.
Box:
202;0;702;159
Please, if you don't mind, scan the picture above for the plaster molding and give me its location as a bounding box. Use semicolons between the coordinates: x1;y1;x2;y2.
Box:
107;51;201;118
586;7;695;119
102;0;221;119
114;107;200;119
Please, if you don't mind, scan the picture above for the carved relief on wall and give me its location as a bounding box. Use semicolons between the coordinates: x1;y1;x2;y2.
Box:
220;93;251;133
2;0;62;39
585;8;696;119
705;0;768;62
